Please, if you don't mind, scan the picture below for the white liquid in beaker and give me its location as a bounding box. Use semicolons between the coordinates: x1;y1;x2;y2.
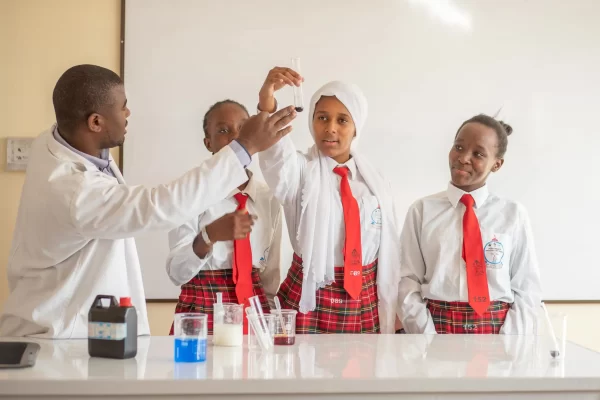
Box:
213;323;243;347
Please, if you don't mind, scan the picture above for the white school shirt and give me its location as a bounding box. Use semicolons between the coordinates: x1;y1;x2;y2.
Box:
398;183;542;335
166;172;282;305
259;136;382;267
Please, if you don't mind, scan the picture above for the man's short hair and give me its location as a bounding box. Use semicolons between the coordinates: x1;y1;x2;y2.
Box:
52;64;123;135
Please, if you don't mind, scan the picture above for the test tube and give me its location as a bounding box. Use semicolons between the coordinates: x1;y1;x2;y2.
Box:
246;307;273;351
541;303;562;358
291;57;304;112
214;292;224;319
249;295;266;322
248;295;273;351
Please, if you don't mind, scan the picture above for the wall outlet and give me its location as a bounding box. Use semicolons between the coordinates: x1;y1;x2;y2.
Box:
6;137;35;172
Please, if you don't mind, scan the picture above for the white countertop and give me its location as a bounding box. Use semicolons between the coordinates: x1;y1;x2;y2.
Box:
1;335;600;398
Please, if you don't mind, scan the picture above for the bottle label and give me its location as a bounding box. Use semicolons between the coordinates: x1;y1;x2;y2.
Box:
88;322;127;340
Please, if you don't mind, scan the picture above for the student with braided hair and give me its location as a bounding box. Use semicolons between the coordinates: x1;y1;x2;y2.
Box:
167;99;284;334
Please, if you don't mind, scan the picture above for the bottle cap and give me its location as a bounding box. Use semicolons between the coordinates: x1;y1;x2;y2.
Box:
119;297;132;307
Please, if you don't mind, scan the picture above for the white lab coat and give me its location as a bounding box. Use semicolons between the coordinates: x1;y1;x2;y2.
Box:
0;126;249;339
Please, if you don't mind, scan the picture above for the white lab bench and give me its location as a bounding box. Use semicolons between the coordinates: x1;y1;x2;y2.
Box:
1;334;599;400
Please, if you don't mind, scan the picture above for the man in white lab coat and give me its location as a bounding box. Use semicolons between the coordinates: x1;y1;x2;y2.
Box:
0;64;296;339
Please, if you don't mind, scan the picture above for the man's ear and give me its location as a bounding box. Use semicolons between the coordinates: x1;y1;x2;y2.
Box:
87;113;102;133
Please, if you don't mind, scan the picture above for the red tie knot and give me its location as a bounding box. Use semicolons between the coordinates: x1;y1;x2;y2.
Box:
233;192;248;210
333;166;350;178
460;194;475;208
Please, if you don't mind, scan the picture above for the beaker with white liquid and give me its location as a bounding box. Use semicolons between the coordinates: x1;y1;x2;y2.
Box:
213;302;243;347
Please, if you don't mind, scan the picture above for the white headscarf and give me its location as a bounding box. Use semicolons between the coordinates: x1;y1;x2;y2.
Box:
297;81;401;333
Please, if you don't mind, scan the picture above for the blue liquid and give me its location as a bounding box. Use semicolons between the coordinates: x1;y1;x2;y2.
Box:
174;338;207;363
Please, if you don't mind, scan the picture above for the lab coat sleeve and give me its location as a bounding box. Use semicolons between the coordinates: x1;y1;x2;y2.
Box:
398;202;437;334
259;203;283;309
165;217;213;286
258;135;307;238
68;145;248;240
500;204;542;334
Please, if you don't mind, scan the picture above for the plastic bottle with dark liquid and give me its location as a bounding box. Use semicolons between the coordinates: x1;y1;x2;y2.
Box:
88;295;137;359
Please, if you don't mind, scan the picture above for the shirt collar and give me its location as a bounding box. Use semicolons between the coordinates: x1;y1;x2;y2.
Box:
446;182;489;209
52;126;111;171
326;156;358;179
229;170;257;202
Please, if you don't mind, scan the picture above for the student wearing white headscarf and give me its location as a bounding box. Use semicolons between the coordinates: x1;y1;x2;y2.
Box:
258;69;401;334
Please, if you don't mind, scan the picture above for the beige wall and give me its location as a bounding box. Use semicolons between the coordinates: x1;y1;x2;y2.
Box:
1;0;599;352
0;0;121;304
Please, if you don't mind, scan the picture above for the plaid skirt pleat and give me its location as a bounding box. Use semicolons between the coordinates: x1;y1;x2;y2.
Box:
169;268;268;335
427;299;510;334
277;253;380;334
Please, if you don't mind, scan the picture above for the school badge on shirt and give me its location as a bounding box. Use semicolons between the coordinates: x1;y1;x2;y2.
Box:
259;247;270;268
370;206;382;227
484;236;504;269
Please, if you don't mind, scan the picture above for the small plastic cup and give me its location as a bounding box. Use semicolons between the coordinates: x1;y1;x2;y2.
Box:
174;313;207;363
271;309;297;346
248;312;275;350
213;303;243;347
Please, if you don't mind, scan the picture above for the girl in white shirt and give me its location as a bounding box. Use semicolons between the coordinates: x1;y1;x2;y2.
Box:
259;72;401;334
167;99;282;334
399;115;542;334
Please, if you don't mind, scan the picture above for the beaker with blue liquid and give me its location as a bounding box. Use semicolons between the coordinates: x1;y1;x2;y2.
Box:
174;313;208;363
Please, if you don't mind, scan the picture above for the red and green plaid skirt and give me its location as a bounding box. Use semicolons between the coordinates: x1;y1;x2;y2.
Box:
277;253;380;334
427;299;510;334
169;268;269;335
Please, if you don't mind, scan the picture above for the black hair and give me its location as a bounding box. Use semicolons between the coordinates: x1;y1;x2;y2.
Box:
202;100;249;137
455;114;513;158
52;64;123;136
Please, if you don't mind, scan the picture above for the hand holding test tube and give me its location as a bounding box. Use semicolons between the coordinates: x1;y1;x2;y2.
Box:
258;64;303;114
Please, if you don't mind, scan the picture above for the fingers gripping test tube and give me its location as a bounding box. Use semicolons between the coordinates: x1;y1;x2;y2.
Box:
291;57;304;112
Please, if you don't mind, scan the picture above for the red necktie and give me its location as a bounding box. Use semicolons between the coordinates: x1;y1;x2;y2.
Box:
333;166;362;300
460;194;490;316
233;193;253;333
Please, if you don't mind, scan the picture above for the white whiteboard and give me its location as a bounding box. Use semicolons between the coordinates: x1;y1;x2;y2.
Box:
124;0;600;300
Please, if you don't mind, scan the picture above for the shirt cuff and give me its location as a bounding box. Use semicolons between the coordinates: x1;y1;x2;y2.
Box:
168;242;212;286
230;140;252;168
257;98;278;114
